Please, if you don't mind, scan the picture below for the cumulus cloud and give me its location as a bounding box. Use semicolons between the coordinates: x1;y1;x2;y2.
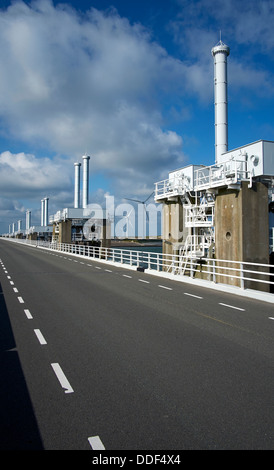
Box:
171;0;274;95
0;0;187;197
0;151;71;196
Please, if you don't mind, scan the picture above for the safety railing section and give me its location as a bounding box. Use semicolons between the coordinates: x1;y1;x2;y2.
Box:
194;159;250;190
154;178;187;201
47;241;274;293
2;237;274;294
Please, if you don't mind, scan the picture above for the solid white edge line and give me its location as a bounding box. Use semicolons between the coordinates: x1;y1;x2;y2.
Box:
219;302;245;311
34;329;47;345
51;363;74;394
24;309;33;319
88;436;105;450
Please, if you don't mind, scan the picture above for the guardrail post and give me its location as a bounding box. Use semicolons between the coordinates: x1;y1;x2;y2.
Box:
240;262;245;289
212;259;216;283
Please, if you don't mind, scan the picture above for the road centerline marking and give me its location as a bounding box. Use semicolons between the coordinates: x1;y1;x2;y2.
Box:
18;297;24;304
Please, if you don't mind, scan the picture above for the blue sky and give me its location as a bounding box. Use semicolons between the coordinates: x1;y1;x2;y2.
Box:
0;0;273;233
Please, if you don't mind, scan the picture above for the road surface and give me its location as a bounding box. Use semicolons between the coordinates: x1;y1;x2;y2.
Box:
0;239;273;450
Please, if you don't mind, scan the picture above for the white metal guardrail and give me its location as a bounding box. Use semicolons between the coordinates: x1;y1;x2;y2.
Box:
2;237;274;296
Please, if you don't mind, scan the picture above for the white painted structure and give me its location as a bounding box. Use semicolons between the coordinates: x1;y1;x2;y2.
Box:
212;41;230;163
74;162;81;209
44;197;49;227
155;41;274;259
41;199;45;226
82;155;90;209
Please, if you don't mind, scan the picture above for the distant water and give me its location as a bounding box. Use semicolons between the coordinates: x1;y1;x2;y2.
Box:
111;244;163;270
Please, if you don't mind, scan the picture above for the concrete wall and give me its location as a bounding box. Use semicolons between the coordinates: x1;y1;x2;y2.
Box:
161;200;190;274
215;182;269;290
59;220;72;244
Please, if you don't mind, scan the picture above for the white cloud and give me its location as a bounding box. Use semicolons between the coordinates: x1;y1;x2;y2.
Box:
172;0;274;94
0;0;187;200
0;151;71;196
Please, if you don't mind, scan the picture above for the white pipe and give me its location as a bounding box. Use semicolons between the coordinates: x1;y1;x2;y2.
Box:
82;155;90;209
41;199;45;226
44;197;49;226
74;162;81;208
211;41;230;163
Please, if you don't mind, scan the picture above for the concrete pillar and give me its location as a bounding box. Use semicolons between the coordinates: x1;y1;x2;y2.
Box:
162;201;186;270
215;181;269;290
59;220;72;244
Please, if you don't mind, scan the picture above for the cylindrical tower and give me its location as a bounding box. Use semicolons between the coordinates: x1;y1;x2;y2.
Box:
211;40;230;163
44;197;49;226
82;155;90;209
74;162;81;208
41;199;45;226
26;210;31;230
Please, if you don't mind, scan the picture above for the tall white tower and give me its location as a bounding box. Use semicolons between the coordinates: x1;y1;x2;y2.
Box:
211;40;230;163
26;210;31;230
44;197;49;226
74;162;81;208
41;199;45;227
82;155;90;209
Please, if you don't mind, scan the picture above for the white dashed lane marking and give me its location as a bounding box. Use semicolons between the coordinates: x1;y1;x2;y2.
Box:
219;302;245;311
34;329;47;345
88;436;106;450
24;309;33;319
184;292;203;299
51;363;74;394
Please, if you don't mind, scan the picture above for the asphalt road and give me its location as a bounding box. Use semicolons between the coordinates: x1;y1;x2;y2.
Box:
0;239;274;451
